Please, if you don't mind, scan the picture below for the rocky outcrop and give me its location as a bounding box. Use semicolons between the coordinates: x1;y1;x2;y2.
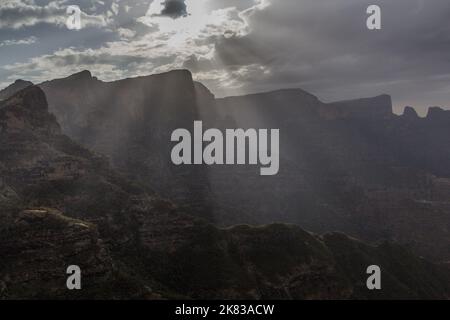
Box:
0;86;100;192
403;106;419;119
0;80;33;101
0;86;60;135
426;106;450;122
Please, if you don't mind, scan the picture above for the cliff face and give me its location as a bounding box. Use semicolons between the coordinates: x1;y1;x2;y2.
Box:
0;86;163;298
0;86;168;298
35;71;450;263
0;84;449;299
39;70;216;220
214;88;450;261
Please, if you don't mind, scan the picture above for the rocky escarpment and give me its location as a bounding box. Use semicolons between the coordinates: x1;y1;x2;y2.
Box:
403;106;419;119
34;70;450;264
39;70;216;220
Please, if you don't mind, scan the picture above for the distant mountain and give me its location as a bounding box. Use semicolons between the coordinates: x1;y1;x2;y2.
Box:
322;94;394;120
34;70;450;263
2;85;448;299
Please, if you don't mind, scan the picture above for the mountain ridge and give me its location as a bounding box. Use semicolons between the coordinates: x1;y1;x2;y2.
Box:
4;70;447;117
1;71;449;264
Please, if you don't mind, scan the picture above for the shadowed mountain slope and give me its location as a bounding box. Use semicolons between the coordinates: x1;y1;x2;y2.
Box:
0;85;449;299
30;70;450;262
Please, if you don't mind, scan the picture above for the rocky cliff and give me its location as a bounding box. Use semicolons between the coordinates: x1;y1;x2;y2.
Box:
39;70;217;220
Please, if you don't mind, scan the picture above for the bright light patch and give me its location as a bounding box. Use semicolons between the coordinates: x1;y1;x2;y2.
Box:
141;0;249;47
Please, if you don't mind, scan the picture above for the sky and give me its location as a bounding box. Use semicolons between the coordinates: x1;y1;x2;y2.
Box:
0;0;449;115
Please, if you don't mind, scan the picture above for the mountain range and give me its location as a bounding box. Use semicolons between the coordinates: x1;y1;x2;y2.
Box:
38;70;450;261
0;70;449;299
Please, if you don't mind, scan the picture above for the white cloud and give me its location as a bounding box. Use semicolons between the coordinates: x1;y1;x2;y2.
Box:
0;36;37;47
2;0;270;94
0;0;110;29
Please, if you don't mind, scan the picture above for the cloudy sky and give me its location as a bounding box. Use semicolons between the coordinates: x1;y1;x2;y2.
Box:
0;0;449;115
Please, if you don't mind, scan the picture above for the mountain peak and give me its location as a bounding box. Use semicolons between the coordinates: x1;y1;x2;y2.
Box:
403;106;419;119
0;79;34;100
1;85;48;112
426;106;450;120
0;85;61;136
14;79;32;85
68;70;93;80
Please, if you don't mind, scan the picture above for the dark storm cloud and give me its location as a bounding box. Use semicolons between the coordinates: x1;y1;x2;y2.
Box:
208;0;450;114
159;0;188;19
214;36;269;67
